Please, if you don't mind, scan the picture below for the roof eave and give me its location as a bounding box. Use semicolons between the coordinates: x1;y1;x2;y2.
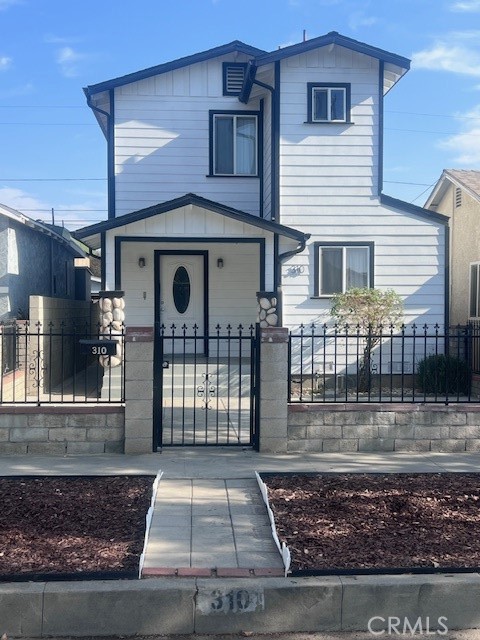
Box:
381;193;449;225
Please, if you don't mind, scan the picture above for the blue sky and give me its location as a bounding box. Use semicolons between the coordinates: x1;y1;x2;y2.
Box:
1;0;480;230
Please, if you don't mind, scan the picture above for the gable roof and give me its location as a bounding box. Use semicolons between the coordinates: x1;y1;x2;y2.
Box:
425;169;480;210
241;31;409;102
73;193;309;249
84;41;266;97
84;31;409;101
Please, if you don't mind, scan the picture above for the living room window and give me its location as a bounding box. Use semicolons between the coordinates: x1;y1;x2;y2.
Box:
210;112;258;176
307;83;351;123
314;242;373;296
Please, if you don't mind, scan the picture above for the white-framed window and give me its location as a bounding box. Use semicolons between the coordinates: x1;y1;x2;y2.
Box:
307;83;350;123
470;262;480;318
210;112;258;176
314;243;373;296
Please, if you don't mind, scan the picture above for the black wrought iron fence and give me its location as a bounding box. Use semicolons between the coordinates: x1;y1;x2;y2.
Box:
289;324;480;404
0;321;125;405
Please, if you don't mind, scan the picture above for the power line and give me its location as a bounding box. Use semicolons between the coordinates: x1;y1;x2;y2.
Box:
0;178;106;181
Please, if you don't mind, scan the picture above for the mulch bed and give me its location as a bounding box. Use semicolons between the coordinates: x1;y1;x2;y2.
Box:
264;473;480;574
0;476;154;581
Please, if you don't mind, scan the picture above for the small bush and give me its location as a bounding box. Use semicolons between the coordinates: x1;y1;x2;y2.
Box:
417;354;470;395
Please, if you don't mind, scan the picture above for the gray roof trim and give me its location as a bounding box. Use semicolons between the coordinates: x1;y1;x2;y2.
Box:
0;203;85;256
84;41;266;95
73;193;309;242
380;194;449;225
254;31;410;69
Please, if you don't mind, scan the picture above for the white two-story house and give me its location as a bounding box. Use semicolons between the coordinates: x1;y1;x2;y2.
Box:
75;31;448;337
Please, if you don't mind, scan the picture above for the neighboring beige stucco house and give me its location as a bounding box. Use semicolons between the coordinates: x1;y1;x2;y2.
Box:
425;170;480;326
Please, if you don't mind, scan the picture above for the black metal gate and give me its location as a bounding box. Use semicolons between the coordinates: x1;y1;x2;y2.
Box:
153;324;259;448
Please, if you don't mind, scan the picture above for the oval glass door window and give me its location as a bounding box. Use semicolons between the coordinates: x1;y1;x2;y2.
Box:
172;266;191;314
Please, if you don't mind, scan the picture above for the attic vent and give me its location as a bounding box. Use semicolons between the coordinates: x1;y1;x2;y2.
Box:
455;187;462;208
223;63;247;96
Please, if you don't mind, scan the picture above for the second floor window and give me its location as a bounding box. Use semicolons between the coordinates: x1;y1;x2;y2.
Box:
307;83;350;123
211;113;258;176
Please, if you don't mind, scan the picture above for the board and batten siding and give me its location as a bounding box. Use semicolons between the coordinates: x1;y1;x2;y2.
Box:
113;54;261;217
103;205;275;329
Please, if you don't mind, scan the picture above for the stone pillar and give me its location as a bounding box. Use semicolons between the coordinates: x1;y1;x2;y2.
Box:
98;290;125;368
256;291;279;328
124;327;154;454
259;327;288;453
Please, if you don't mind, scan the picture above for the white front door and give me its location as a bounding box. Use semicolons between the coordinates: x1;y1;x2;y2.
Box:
159;254;205;351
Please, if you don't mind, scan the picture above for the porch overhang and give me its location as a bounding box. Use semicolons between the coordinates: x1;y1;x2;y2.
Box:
73;193;309;250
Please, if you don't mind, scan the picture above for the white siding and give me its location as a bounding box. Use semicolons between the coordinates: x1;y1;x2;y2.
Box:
114;54;261;216
278;45;445;329
103;205;276;328
279;46;380;207
281;204;446;329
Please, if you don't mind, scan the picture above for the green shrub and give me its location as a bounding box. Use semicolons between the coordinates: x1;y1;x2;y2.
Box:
417;354;470;395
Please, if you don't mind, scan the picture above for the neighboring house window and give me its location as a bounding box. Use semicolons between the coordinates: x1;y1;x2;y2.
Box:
223;63;247;96
307;83;351;123
209;111;258;176
314;242;373;296
470;262;480;318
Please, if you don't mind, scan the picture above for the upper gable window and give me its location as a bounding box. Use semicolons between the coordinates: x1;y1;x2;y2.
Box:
223;63;247;96
210;112;258;177
307;83;351;123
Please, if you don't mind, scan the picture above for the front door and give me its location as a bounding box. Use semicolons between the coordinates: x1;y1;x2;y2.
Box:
158;252;206;353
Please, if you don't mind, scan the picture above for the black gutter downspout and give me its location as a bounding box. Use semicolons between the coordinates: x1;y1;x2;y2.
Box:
276;234;310;326
378;61;384;196
85;90;116;221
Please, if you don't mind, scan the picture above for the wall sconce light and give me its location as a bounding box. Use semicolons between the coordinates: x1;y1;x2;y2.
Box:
138;257;146;268
217;258;224;269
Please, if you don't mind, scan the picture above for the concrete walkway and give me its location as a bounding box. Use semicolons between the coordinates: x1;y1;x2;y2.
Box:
2;449;480;578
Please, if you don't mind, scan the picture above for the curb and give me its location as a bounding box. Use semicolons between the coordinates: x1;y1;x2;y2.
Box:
3;573;480;636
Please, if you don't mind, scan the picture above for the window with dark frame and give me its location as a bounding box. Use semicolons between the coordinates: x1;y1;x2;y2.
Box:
307;83;351;123
470;262;480;318
210;112;258;176
314;242;373;296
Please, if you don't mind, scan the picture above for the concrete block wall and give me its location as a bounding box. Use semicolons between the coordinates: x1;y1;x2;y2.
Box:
0;407;124;454
288;404;480;453
124;327;154;454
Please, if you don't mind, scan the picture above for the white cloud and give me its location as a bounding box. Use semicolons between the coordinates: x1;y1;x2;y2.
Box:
44;34;83;45
439;105;480;164
0;82;34;98
0;0;22;10
0;56;12;71
0;187;50;215
0;187;106;230
348;12;378;31
412;40;480;76
55;46;87;78
450;0;480;11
